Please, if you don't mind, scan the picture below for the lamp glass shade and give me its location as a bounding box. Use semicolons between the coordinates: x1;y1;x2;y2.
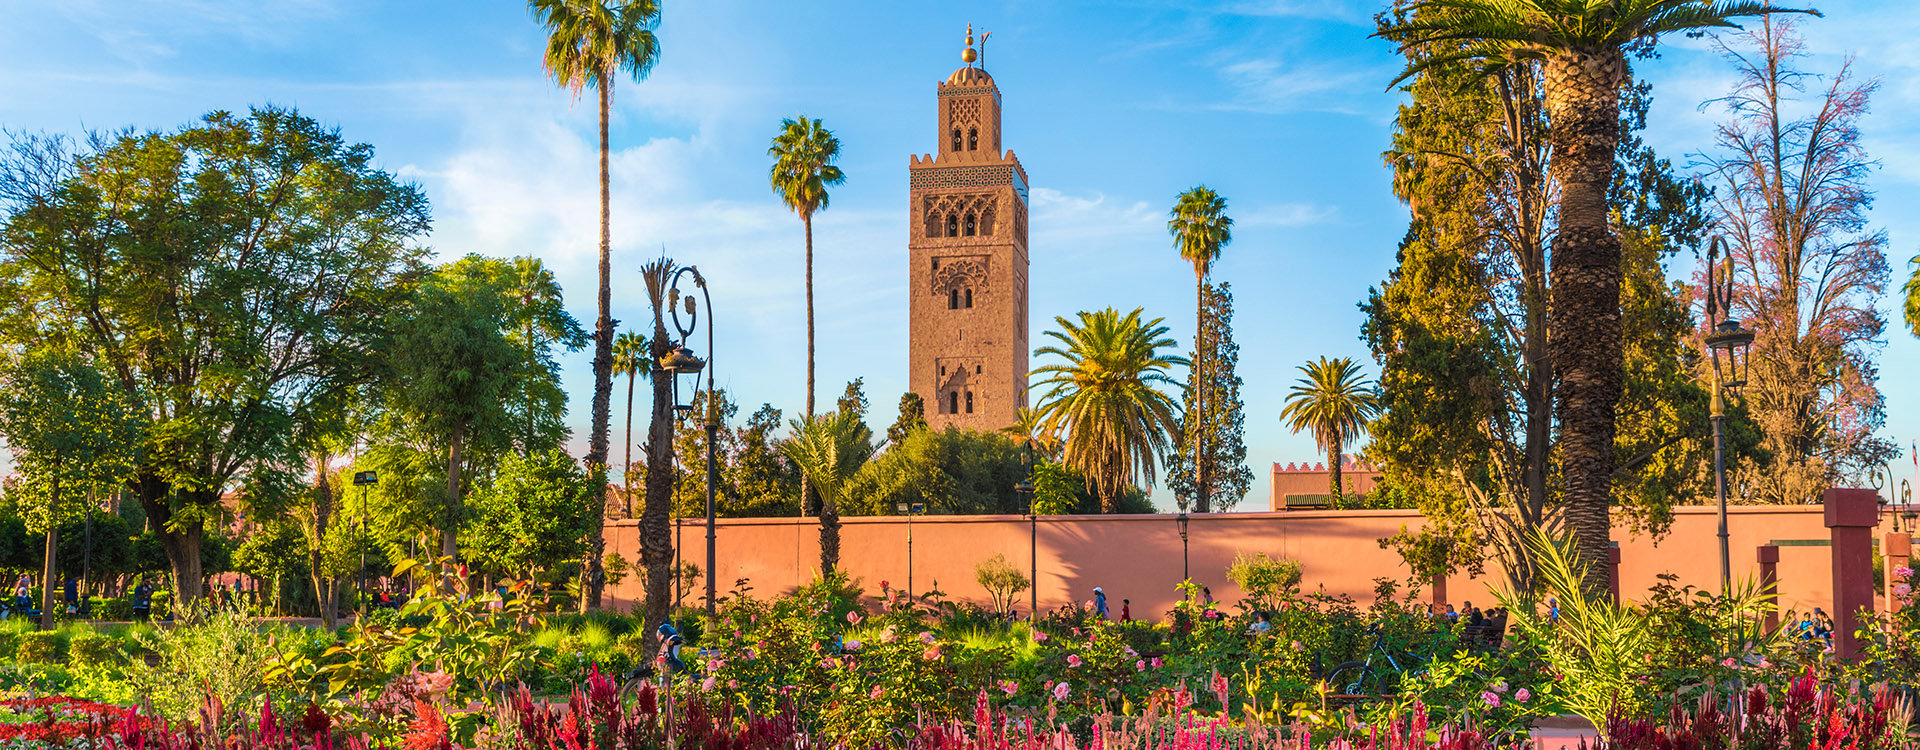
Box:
1704;319;1755;389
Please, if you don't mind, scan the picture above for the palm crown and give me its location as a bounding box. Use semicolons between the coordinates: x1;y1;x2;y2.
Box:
1168;186;1232;279
780;410;876;511
768;116;847;219
612;331;650;379
1278;356;1381;464
1380;0;1816;84
1031;308;1187;512
531;0;661;94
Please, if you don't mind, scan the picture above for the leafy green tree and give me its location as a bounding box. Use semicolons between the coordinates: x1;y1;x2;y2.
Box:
780;410;875;572
730;404;800;517
385;257;521;559
1378;0;1814;589
1168;187;1233;512
846;427;1029;515
1907;255;1920;339
1031;308;1185;513
1166;283;1252;512
0;350;143;627
613;331;650;516
531;0;662;611
464;449;594;579
1278;357;1381;503
768;116;847;474
231;520;303;615
0;108;430;607
670;388;740;518
502;257;589;455
887;393;928;448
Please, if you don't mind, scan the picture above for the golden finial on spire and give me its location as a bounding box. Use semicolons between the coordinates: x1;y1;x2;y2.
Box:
962;24;978;65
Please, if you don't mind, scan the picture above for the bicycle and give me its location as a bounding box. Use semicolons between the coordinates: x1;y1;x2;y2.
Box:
1324;625;1426;697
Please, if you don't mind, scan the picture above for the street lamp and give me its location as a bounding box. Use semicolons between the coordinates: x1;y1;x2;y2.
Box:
661;265;718;615
1014;441;1036;618
896;502;925;599
1176;512;1191;584
352;470;378;617
1703;236;1755;593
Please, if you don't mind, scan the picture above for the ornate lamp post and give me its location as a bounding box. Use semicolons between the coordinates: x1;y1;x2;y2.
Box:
1876;464;1915;533
1703;237;1755;593
1014;441;1036;618
1177;512;1191;584
660;266;718;615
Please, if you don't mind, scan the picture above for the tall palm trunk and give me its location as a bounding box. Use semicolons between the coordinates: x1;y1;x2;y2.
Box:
641;317;675;629
582;78;615;613
623;371;636;517
801;213;816;519
311;450;337;628
442;420;467;559
1329;443;1344;502
1192;273;1211;513
39;471;58;630
1543;50;1627;594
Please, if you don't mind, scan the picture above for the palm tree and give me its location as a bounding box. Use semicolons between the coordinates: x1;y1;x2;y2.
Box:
1000;406;1062;458
612;331;649;517
531;0;661;611
1278;357;1381;503
1377;0;1812;588
768;116;846;519
1167;186;1232;514
780;410;875;573
636;258;677;629
1031;308;1186;513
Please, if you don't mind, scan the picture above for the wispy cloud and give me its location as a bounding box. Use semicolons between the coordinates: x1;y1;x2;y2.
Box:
1213;56;1395;115
1220;0;1372;24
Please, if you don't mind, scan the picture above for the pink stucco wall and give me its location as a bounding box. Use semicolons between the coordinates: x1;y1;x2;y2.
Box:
601;504;1891;619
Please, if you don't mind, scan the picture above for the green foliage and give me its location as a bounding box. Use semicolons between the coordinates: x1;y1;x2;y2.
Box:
847;426;1028;515
127;607;275;726
1494;530;1651;728
462;448;594;577
1224;552;1302;613
768;116;846;220
781;411;876;513
974;553;1030;614
0;108;431;603
1277;357;1380;502
67;630;117;668
1030;460;1080;516
14;631;60;663
887;392;928;447
1166;283;1254;512
0;350;144;531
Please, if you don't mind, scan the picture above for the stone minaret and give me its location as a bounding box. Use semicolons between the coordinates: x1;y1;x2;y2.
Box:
908;27;1030;432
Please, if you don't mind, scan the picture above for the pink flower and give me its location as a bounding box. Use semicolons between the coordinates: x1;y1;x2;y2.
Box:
1000;680;1019;696
1291;641;1304;652
707;659;723;672
870;685;886;700
847;611;862;625
844;639;863;652
922;644;944;661
881;626;899;643
1034;631;1049;643
1492;680;1508;693
1721;658;1738;669
702;676;717;691
1481;691;1501;708
1135;659;1146;672
1895;566;1914;580
1150;657;1163;669
918;631;936;645
1066;654;1083;668
1053;682;1071;701
1514;688;1530;703
728;680;739;689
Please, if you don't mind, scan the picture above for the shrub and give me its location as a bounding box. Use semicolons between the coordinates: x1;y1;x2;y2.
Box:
126;607;274;725
89;596;133;621
974;553;1030;614
67;631;119;668
1225;551;1301;613
15;631;63;663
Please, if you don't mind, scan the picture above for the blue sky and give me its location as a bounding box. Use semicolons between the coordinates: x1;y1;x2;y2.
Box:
4;0;1918;510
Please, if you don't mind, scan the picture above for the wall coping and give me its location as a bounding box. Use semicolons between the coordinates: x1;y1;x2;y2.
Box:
613;503;1833;529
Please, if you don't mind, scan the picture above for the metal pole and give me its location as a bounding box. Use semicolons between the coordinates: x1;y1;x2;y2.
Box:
702;272;718;616
906;509;914;600
1029;511;1037;618
1713;381;1731;593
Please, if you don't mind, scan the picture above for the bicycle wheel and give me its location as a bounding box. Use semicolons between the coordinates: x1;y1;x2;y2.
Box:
1324;661;1376;697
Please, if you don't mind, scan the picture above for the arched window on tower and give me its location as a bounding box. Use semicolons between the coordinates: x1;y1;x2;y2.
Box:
963;214;976;236
951;128;963;152
945;214;959;237
964;288;973;308
926;212;939;237
965;391;974;413
968;128;978;151
949;288;960;310
947;391;959;414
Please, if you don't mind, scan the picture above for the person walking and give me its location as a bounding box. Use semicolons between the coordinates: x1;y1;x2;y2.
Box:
13;575;32;617
1092;587;1109;619
1120;599;1131;622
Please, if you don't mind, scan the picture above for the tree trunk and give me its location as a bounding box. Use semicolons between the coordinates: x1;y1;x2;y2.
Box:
311;450;337;629
800;213;816;519
131;471;205;613
1329;445;1344;503
442;420;467;559
1193;274;1211;513
819;499;840;574
641;333;676;630
39;472;59;630
581;76;616;613
624;372;637;517
1544;50;1627;593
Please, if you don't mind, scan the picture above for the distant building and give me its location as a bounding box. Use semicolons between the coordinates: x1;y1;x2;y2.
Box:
1270;458;1382;510
908;30;1031;432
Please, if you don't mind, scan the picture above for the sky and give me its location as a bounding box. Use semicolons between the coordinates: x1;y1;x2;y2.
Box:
3;0;1918;511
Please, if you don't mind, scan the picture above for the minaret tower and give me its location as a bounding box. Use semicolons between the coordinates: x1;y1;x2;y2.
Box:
908;25;1030;432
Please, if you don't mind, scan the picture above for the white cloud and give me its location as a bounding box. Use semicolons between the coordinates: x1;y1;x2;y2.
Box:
1214;56;1394;115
